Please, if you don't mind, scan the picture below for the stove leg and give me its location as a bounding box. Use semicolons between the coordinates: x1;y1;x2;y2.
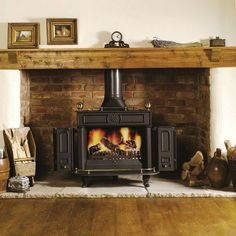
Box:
81;176;89;188
29;176;35;187
112;176;118;181
143;175;150;188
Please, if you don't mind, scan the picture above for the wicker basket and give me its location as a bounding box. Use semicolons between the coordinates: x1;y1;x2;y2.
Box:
15;161;36;176
3;127;36;178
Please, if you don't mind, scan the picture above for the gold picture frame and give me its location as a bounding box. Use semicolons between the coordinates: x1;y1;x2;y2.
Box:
47;18;77;45
8;23;40;49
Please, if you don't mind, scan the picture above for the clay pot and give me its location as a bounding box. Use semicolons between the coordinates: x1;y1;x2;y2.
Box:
207;148;230;188
0;158;10;192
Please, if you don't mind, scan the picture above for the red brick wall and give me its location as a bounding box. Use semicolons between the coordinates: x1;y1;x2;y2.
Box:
21;68;210;173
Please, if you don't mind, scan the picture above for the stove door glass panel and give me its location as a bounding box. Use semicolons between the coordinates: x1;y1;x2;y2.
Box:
87;127;143;160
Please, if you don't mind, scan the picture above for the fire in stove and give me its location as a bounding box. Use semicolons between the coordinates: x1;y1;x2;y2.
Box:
88;127;142;160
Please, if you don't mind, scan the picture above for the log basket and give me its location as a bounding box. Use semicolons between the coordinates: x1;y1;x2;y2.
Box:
3;127;36;186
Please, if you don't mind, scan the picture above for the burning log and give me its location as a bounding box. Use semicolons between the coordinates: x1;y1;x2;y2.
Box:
89;136;140;157
125;140;136;149
120;137;137;149
100;137;126;155
101;137;119;152
89;143;102;155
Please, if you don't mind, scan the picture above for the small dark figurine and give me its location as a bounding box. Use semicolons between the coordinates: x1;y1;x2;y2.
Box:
210;36;225;47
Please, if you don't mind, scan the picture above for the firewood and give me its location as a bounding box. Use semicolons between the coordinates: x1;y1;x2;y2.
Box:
22;139;31;158
125;140;137;149
120;138;137;149
224;140;236;160
100;137;126;155
101;137;119;152
89;144;101;155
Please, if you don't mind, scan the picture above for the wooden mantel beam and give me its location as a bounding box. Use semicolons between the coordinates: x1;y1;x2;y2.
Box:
0;47;236;70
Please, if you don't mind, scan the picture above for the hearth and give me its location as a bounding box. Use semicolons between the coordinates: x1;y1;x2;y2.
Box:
52;68;182;187
76;69;157;187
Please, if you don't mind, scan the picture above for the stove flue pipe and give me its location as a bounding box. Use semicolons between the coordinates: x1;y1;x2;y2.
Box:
101;69;126;110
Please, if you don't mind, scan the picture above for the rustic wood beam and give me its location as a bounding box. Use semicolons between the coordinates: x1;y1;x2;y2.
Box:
0;47;236;70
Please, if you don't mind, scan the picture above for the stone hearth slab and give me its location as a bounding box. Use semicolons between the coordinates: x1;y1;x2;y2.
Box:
0;173;236;198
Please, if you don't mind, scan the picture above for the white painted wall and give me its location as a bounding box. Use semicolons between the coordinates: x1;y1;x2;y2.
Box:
210;68;236;152
0;71;20;147
0;0;229;48
210;0;236;153
0;0;235;153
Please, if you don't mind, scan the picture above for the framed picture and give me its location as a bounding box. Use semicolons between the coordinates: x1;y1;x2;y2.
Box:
8;23;40;49
46;18;77;45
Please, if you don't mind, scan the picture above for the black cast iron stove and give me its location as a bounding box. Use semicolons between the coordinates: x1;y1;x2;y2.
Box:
76;69;157;187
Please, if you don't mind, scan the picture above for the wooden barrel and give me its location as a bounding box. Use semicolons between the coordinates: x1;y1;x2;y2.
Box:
0;158;10;192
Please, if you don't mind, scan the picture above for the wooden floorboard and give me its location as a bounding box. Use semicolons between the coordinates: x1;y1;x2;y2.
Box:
0;198;236;236
68;199;94;236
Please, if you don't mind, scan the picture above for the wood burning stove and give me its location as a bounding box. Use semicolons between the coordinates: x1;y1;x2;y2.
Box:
76;109;156;187
74;69;157;187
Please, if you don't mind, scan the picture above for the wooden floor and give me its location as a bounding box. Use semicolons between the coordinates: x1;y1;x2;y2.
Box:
0;198;236;236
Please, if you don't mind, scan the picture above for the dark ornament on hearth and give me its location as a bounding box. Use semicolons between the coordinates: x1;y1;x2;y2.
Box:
207;148;230;188
104;31;129;48
8;176;30;193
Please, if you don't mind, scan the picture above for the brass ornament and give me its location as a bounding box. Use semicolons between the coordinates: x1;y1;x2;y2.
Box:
145;102;151;111
77;102;84;111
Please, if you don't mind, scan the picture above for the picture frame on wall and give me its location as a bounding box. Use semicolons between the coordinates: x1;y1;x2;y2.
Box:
8;23;40;49
46;18;78;45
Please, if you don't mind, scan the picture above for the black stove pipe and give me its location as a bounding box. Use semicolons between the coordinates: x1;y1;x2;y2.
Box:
101;69;126;110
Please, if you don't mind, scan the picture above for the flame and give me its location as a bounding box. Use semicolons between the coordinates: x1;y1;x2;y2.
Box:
88;129;105;148
134;132;142;149
120;127;130;142
108;132;120;145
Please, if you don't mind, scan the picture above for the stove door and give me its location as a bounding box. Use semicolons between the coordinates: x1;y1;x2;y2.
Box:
54;128;74;171
157;126;177;171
